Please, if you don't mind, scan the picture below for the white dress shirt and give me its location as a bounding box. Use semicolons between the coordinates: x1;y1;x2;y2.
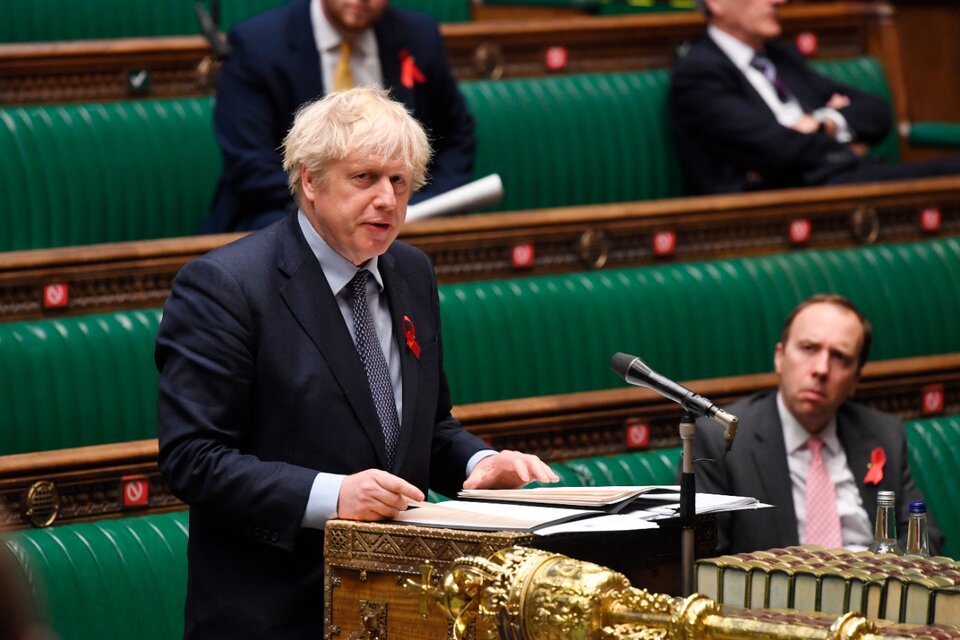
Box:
311;0;383;94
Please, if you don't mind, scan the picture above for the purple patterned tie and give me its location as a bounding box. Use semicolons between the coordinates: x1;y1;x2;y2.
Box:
751;53;793;103
349;269;400;467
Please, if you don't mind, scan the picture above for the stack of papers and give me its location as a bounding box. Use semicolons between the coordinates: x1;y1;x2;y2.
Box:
391;486;768;536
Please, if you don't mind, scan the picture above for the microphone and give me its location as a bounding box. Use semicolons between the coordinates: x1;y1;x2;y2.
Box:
611;352;738;450
195;1;231;60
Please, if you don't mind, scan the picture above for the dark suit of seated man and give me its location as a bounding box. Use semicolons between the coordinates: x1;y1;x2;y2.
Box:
157;87;556;639
670;0;960;195
692;294;944;556
203;0;476;232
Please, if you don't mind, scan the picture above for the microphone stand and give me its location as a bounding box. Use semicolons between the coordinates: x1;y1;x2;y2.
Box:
678;412;697;597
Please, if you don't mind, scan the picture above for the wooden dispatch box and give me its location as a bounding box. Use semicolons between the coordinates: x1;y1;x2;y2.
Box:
324;515;717;639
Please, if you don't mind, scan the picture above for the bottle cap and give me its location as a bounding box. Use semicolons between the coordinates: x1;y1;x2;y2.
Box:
909;501;927;514
877;490;895;504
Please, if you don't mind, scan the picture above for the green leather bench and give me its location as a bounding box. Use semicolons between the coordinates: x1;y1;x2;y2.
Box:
0;98;220;251
0;57;900;250
907;415;960;558
3;237;959;456
542;447;681;487
440;237;960;403
0;0;468;42
0;309;162;455
2;511;189;640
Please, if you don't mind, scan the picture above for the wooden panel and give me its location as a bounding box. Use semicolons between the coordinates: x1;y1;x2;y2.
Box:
2;352;957;531
890;2;960;162
447;1;885;81
0;36;216;104
2;175;959;322
0;2;889;103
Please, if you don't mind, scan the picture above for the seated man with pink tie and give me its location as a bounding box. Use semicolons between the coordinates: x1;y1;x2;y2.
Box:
692;294;944;554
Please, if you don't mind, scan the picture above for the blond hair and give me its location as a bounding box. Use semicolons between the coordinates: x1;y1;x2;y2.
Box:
282;87;432;201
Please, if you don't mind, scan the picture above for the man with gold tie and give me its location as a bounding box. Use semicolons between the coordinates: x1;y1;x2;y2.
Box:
204;0;476;232
692;295;944;555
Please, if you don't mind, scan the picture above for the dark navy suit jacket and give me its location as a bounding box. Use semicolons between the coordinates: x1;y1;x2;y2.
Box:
669;37;892;194
691;390;944;556
156;214;488;638
205;0;476;232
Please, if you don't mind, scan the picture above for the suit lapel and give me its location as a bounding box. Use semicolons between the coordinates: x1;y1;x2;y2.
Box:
286;0;325;106
375;11;415;108
276;217;391;467
749;394;800;546
837;404;879;518
706;37;773;115
379;251;421;471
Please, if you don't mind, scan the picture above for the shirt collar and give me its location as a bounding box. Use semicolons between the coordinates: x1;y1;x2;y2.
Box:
297;210;383;295
777;391;840;456
311;0;376;57
707;24;760;72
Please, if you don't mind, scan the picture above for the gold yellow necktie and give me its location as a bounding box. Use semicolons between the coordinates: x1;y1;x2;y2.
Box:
333;41;354;91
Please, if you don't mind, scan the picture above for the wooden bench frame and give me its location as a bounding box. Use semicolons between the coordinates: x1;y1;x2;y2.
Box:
2;174;958;322
2;351;958;530
0;3;905;123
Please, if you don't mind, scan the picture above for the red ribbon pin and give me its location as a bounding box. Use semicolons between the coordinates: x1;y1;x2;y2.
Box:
402;315;421;359
399;49;426;89
863;446;886;485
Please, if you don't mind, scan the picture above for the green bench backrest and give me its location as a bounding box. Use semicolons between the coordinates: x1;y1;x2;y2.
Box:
462;69;684;211
0;57;895;251
439;237;960;402
3;237;958;456
0;0;468;42
2;511;189;640
542;447;682;487
0;99;219;251
0;310;162;455
906;416;960;558
463;56;897;212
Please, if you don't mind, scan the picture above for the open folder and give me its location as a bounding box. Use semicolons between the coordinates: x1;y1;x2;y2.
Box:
392;499;602;532
391;487;765;533
457;485;683;513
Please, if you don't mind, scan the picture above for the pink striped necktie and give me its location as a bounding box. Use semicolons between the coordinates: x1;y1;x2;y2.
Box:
805;435;843;547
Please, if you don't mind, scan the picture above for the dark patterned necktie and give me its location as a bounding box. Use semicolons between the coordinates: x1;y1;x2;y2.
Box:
349;269;400;466
750;53;793;103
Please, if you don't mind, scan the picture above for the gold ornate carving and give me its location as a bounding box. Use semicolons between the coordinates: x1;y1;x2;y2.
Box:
24;480;59;527
579;228;610;270
473;43;504;80
851;206;880;244
403;562;438;618
348;600;387;640
408;546;946;640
